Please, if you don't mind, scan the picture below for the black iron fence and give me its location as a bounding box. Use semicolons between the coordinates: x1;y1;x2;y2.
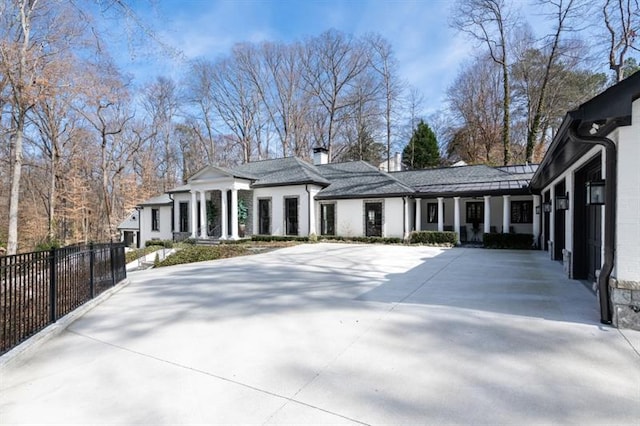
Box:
0;242;127;355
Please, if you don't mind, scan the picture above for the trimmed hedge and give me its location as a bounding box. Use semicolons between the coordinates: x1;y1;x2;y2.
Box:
145;239;173;248
156;245;248;267
251;235;310;242
483;232;534;249
409;231;457;246
319;235;403;244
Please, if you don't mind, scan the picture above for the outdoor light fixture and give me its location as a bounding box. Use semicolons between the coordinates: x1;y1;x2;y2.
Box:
586;180;605;205
543;201;552;213
556;193;569;211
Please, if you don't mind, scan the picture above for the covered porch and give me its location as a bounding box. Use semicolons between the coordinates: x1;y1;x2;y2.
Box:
171;165;255;241
413;193;541;246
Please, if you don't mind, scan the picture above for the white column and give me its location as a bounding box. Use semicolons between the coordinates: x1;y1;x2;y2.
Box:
437;197;444;232
403;197;410;238
190;191;197;238
415;198;422;231
503;195;511;233
220;189;228;240
533;194;541;248
230;188;239;240
454;197;461;244
199;190;207;238
483;195;491;234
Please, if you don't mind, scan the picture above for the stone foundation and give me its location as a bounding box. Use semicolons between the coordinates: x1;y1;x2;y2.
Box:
562;249;572;278
610;278;640;331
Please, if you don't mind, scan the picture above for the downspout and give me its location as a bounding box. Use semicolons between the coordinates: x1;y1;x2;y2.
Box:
305;184;312;237
568;127;615;325
402;197;407;240
168;193;175;242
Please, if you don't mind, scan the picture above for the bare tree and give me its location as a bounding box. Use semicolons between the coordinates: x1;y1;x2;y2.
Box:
301;30;369;161
446;57;504;164
521;0;585;162
142;76;181;191
602;0;640;82
366;34;403;171
452;0;514;165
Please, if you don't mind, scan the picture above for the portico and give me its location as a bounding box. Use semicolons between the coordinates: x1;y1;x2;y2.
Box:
169;165;254;241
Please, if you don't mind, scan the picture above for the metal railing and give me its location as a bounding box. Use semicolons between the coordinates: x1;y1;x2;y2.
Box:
0;242;126;355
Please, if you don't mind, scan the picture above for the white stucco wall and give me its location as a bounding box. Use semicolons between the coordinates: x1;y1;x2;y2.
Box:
139;204;173;245
325;197;406;238
615;98;640;282
252;185;320;236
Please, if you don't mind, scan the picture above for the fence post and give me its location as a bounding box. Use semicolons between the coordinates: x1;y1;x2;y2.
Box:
49;248;57;323
110;244;116;287
89;242;95;298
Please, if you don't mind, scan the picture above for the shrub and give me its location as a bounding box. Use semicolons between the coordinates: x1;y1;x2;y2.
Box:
125;245;163;264
483;232;534;249
35;239;62;251
409;231;457;246
145;239;173;248
318;235;402;244
251;235;309;242
156;245;248;267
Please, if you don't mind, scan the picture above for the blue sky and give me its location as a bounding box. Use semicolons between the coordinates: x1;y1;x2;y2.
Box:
113;0;546;115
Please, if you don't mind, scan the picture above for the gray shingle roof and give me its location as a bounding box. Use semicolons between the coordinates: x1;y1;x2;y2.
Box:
117;211;139;230
315;161;415;199
138;194;172;206
392;164;536;196
232;157;330;187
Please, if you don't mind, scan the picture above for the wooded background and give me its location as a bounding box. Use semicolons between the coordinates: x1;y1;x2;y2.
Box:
1;0;638;253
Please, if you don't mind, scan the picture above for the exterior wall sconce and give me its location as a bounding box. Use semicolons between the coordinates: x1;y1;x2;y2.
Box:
543;201;552;213
586;180;605;205
555;193;569;211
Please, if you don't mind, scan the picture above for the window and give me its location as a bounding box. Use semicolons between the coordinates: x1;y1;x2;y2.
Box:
284;197;298;235
258;199;271;235
427;203;444;223
511;201;533;224
321;203;336;235
364;202;383;237
466;202;483;224
179;202;189;232
151;208;160;231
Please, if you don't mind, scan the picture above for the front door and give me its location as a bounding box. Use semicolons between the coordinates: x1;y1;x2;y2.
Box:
365;202;382;237
258;199;271;235
284;197;298;235
321;203;335;236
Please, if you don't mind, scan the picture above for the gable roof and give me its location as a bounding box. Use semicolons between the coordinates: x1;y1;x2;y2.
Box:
138;194;172;206
117;211;139;230
315;161;415;199
232;157;330;187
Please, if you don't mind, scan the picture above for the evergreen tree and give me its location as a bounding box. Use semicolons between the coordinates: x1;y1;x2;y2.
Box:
402;121;441;169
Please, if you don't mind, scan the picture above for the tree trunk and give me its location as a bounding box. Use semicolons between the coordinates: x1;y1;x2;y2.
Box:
7;119;25;254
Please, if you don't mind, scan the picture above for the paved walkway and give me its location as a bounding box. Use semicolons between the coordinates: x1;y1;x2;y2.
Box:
1;244;638;424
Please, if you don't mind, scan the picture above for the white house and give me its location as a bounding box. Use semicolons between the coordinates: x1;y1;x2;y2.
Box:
120;146;538;245
530;71;640;330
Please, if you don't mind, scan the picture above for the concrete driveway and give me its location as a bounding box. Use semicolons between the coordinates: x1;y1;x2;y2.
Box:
1;243;638;424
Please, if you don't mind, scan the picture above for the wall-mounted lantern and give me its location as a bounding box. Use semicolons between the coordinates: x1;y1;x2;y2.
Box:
586;180;605;205
556;193;569;211
543;201;552;213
